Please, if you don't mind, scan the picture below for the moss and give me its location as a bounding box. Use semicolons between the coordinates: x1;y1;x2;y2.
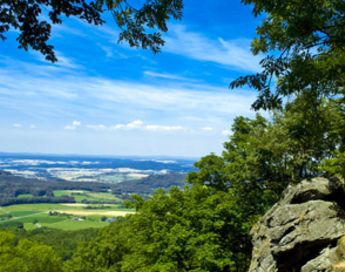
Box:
332;261;345;272
336;236;345;259
332;236;345;272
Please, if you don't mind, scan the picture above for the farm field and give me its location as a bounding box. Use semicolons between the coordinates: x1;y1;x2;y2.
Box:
0;202;135;231
53;190;121;204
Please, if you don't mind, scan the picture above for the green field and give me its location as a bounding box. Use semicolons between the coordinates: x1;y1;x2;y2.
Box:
53;190;120;203
0;202;134;231
0;190;134;231
16;193;34;199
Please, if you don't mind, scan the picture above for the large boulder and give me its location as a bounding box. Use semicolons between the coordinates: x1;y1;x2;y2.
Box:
249;177;345;272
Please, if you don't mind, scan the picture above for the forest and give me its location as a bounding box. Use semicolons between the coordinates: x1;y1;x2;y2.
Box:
0;0;345;271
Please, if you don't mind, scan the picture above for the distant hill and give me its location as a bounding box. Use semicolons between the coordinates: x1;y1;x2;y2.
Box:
112;172;186;194
0;170;187;206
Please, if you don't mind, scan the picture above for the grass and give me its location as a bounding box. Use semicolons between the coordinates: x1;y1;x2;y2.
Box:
0;203;134;231
53;190;120;203
10;210;42;217
45;220;108;231
16;194;34;199
0;190;132;231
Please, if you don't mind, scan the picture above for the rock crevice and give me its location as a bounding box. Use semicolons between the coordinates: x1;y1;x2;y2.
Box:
249;177;345;272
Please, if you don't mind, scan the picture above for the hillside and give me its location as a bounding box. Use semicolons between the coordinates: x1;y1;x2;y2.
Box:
0;170;186;206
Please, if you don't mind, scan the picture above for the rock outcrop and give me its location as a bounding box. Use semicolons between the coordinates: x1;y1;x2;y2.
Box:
249;177;345;272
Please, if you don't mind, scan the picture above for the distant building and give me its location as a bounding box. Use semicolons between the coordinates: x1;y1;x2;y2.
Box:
105;217;118;223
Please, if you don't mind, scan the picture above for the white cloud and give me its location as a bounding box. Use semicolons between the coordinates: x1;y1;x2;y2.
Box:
97;43;113;58
201;127;213;132
145;125;183;132
64;125;76;130
81;120;186;133
55;53;80;69
93;25;120;42
72;120;81;127
126;120;144;129
112;124;126;129
52;23;87;38
64;120;81;130
31;50;81;70
86;124;106;130
12;123;36;129
13;123;22;128
0;56;257;123
111;120;184;132
0;63;257;137
0;55;258;156
164;25;261;72
111;120;144;130
143;71;194;81
222;129;232;136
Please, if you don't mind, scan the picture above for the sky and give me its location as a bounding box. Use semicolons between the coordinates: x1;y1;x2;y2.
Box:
0;0;264;158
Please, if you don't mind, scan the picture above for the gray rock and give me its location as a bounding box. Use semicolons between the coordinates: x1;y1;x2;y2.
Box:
301;247;338;272
249;177;345;272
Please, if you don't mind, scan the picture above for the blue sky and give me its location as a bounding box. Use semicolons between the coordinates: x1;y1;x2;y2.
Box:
0;0;263;158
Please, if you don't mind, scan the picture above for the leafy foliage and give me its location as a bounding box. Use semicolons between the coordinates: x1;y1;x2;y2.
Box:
23;228;100;261
231;0;345;110
0;231;62;272
66;185;251;272
0;0;183;61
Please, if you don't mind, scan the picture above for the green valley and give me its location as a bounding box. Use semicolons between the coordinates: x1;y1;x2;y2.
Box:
0;202;134;231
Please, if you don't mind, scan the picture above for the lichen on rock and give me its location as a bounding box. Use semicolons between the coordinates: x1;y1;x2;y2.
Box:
249;177;345;272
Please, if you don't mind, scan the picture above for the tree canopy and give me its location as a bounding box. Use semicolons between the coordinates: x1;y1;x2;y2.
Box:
0;0;183;62
0;231;62;272
231;0;345;110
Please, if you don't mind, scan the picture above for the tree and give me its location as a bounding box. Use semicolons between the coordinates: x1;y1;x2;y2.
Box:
0;231;62;272
64;218;132;272
0;0;183;62
66;185;253;272
187;154;229;191
23;227;100;261
228;0;345;187
231;0;345;110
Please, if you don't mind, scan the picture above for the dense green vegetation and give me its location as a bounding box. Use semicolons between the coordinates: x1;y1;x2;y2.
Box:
0;231;62;272
0;228;100;271
0;0;344;271
231;0;345;111
21;228;99;261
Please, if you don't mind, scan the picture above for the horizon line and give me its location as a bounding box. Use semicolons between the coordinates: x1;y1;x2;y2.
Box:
0;151;200;161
